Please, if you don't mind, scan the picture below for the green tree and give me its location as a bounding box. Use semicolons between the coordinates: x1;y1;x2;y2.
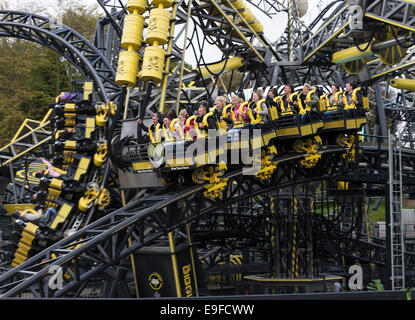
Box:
61;1;100;44
367;279;384;291
218;70;244;93
0;3;99;146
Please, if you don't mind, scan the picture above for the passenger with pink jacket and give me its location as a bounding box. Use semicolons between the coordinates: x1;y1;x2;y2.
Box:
227;94;248;142
230;94;249;126
36;157;65;178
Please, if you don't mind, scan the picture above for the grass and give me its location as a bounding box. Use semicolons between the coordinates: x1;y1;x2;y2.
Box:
369;198;415;223
368;198;386;223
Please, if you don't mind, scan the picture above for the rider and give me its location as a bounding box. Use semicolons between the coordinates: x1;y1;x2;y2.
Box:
195;101;216;136
321;83;343;112
213;95;233;128
296;83;319;122
343;82;363;117
162;112;177;142
174;109;188;140
266;87;280;121
230;93;248;126
137;112;164;143
248;89;268;124
279;84;297;117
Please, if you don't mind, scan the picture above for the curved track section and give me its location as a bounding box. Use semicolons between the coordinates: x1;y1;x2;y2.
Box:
2;0;415;297
3;141;413;298
0;164;335;297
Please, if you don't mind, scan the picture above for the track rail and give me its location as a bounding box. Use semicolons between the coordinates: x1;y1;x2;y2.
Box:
3;142;407;298
365;0;415;32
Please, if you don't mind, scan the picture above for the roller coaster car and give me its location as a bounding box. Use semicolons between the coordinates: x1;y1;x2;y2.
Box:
51;112;96;130
50;154;92;182
11;199;74;233
263;112;324;167
127;142;155;173
321;108;367;133
8;202;72;266
129;135;226;174
43;199;75;232
226;123;277;172
54;138;97;154
152;138;225;171
38;176;85;194
318;108;367;161
5;154;92;264
51;101;96;118
52;81;93;106
127;112;324;184
52;117;98;140
272;112;323;140
72;118;98;140
124;101;367;189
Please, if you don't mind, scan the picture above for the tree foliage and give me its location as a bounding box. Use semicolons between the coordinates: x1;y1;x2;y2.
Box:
366;279;384;291
0;2;99;145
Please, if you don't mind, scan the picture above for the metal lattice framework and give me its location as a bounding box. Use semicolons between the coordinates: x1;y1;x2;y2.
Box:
365;0;415;33
3;0;415;297
0;148;362;296
2;142;415;297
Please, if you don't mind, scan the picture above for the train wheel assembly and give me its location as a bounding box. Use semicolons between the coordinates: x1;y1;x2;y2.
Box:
293;136;322;168
336;133;362;162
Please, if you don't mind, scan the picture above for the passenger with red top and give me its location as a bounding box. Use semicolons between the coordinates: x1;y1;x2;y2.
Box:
227;93;248;142
184;110;199;141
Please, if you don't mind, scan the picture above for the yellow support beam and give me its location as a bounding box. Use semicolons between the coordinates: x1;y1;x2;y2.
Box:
371;60;415;80
223;0;267;47
365;12;415;33
198;56;244;79
389;78;415;91
1;136;52;167
169;232;182;297
332;42;373;64
208;0;265;62
1;121;51;153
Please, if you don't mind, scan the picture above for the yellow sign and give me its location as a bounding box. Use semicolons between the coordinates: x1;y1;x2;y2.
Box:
148;272;163;291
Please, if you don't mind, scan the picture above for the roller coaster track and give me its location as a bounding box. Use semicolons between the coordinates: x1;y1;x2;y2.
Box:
383;97;415;122
2;141;415;297
301;0;415;71
2;0;415;298
0;10;125;168
0;144;349;297
96;0;127;39
0;182;206;297
302;1;352;63
365;0;415;33
0;10;120;103
367;57;415;84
